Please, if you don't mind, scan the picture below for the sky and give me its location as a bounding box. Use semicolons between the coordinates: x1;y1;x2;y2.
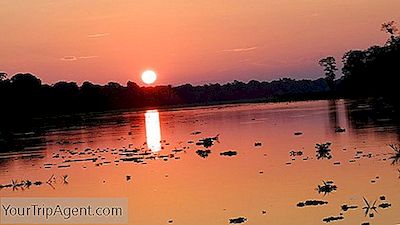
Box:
0;0;399;86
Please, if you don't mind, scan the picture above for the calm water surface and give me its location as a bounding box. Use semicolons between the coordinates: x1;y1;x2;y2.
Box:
0;100;399;225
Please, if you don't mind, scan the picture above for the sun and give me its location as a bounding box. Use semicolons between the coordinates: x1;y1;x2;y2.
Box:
141;70;157;84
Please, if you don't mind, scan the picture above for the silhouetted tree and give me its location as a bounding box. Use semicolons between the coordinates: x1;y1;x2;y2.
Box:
0;72;7;81
381;21;399;41
319;56;337;91
11;73;42;90
341;21;400;97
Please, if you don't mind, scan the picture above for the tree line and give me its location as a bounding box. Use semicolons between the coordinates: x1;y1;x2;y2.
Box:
0;73;329;119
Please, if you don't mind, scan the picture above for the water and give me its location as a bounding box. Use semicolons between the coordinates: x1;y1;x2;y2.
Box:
0;99;399;225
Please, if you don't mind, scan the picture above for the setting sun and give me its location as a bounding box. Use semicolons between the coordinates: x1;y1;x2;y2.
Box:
141;70;157;84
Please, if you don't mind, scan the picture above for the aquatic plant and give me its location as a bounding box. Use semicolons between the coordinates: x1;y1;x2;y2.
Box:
341;204;358;211
335;127;346;133
196;134;219;148
220;150;237;157
289;150;303;157
229;217;247;224
297;200;328;207
322;215;344;223
362;197;378;217
195;149;211;158
378;202;391;209
317;181;337;196
62;175;69;184
315;142;332;159
388;144;400;165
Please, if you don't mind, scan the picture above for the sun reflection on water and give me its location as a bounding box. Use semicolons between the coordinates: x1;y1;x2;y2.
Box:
144;110;161;153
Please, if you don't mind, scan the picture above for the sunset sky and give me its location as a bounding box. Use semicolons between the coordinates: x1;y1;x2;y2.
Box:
0;0;399;85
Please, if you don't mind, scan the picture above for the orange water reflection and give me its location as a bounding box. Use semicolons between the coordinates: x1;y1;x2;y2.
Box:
0;100;399;225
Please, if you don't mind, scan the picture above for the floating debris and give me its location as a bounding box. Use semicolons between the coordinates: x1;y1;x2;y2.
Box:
379;195;386;200
317;181;337;196
126;175;131;181
195;149;211;158
196;135;219;148
229;217;247;224
261;210;267;215
378;202;391;209
341;204;358;211
254;142;262;147
294;132;303;136
289;150;303;157
172;149;183;153
297;200;328;207
191;131;202;135
220;150;237;157
316;142;332;159
322;216;344;223
335;127;346;133
58;165;71;168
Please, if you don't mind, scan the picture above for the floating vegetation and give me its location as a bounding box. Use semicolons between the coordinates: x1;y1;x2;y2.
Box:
196;149;211;158
229;217;247;224
388;144;400;165
254;142;262;147
362;197;378;217
120;157;144;163
317;181;337;196
297;200;328;207
322;215;344;223
58;165;71;168
316;142;332;159
378;202;391;209
341;204;358;211
62;175;69;184
289;150;303;157
335;127;346;133
220;150;237;157
0;174;66;191
196;135;219;148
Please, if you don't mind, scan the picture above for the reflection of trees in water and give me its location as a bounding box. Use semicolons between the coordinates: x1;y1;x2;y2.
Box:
0;158;12;168
0;130;47;153
344;99;399;133
0;111;133;153
328;100;339;132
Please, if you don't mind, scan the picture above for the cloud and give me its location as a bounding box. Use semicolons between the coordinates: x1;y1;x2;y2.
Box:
87;33;110;38
78;56;99;59
61;56;99;61
218;46;258;53
61;56;77;61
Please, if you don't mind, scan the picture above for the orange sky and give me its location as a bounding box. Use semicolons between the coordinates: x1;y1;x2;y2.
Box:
0;0;399;85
